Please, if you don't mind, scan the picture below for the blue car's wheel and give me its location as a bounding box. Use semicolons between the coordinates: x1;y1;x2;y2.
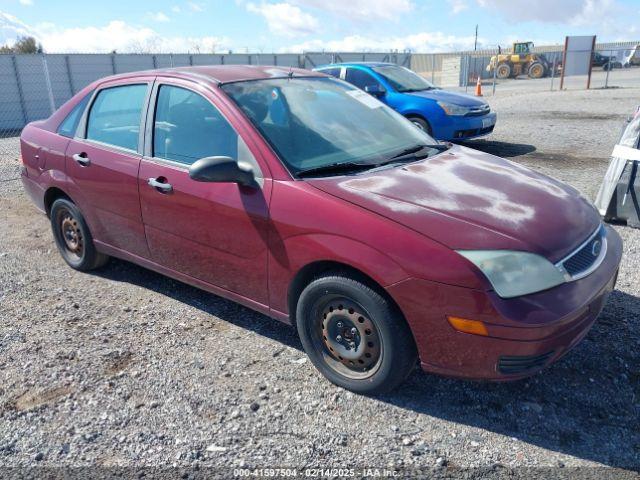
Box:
407;116;432;136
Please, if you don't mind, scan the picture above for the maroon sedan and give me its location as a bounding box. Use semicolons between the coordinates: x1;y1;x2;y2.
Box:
20;66;622;394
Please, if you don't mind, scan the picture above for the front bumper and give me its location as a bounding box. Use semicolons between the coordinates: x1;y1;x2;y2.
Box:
386;225;623;380
433;112;497;141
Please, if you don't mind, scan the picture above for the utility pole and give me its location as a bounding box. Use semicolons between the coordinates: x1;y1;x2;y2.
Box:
474;24;478;51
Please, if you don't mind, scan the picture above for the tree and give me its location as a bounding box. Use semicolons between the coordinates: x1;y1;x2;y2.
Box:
0;36;44;54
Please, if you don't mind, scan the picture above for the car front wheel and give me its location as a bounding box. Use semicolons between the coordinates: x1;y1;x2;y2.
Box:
296;273;417;394
407;116;432;136
50;198;109;271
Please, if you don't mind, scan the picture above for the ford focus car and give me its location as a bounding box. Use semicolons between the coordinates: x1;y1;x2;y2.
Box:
314;62;497;141
20;66;621;394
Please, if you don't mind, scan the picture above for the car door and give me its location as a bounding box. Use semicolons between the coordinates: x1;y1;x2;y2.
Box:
66;78;153;259
138;78;272;305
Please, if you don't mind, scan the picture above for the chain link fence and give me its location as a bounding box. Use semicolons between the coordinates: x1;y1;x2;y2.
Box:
1;43;639;152
411;41;640;94
0;51;412;145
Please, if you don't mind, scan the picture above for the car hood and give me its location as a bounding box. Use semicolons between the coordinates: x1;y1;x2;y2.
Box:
307;145;600;262
407;88;487;107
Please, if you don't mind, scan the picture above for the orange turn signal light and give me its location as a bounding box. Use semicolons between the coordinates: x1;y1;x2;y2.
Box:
447;316;488;336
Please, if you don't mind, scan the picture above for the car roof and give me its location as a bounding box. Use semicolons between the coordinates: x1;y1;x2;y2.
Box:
95;65;325;86
316;62;396;68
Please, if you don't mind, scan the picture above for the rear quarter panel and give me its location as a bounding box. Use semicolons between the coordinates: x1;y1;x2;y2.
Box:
20;123;71;212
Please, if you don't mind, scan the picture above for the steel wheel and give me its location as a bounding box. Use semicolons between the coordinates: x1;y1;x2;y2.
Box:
296;274;418;394
59;210;84;260
313;296;383;380
50;198;108;271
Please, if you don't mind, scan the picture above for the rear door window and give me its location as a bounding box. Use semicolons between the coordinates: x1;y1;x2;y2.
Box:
86;84;148;151
58;92;92;138
345;68;379;91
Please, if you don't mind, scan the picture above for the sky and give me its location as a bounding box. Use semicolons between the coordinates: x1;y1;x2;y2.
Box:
0;0;638;54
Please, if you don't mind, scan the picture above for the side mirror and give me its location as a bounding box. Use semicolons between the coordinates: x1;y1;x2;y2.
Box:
364;84;386;96
189;156;256;187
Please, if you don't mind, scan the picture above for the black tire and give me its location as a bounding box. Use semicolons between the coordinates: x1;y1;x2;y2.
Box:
528;62;545;79
296;273;417;394
496;63;511;79
50;198;109;271
407;116;432;136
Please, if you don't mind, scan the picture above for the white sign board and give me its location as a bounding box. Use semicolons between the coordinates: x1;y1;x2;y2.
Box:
560;35;596;89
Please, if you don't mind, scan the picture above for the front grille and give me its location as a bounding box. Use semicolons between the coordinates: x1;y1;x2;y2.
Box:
498;351;555;375
465;105;491;117
562;225;606;278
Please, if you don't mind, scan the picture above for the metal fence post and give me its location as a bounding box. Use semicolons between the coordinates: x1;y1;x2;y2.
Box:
431;54;435;84
11;55;28;125
492;57;497;95
65;55;75;95
464;55;470;92
41;53;56;114
604;58;611;88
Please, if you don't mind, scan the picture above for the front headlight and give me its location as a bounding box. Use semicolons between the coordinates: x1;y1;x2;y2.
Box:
437;101;470;116
457;250;567;298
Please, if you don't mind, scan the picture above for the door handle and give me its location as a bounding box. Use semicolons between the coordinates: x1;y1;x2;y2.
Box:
147;177;173;193
72;152;90;166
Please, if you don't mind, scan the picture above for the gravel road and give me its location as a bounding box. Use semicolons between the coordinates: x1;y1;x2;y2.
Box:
1;86;639;478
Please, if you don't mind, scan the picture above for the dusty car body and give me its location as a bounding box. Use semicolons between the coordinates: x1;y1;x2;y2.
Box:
20;66;622;393
596;106;640;227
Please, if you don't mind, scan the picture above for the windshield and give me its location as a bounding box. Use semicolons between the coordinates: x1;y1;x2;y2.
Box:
372;65;436;92
221;77;438;175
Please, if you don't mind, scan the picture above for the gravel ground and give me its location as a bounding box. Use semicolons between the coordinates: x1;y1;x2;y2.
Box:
1;86;639;479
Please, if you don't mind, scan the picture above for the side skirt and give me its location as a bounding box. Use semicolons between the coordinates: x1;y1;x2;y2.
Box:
94;240;292;325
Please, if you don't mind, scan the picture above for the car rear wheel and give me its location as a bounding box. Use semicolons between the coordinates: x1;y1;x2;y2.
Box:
50;198;109;271
296;273;417;394
407;116;432;136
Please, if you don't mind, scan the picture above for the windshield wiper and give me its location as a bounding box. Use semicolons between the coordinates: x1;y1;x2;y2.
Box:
296;161;376;178
401;87;434;92
364;144;448;170
297;144;449;178
388;143;448;161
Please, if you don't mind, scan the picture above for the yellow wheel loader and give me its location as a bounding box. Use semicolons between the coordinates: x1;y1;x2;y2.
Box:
487;42;553;79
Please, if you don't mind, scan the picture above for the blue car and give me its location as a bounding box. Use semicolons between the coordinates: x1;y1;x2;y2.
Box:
314;62;497;141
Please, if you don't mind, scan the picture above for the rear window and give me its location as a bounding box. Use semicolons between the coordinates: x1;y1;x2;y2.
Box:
57;92;91;138
86;84;148;151
320;67;341;78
